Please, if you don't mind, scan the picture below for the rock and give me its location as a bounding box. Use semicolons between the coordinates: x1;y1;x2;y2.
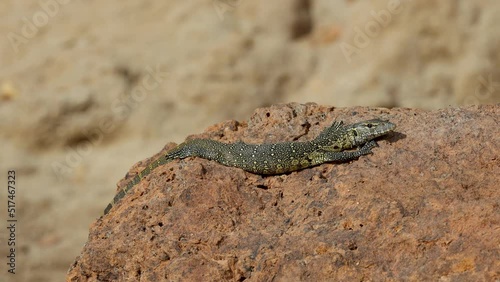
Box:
67;103;499;281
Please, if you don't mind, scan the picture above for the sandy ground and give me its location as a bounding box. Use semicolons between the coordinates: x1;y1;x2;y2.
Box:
0;1;498;281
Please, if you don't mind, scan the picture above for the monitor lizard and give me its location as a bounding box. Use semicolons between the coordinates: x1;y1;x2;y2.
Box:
103;119;396;215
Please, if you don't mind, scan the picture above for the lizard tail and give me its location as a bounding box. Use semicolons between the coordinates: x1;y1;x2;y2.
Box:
103;154;171;215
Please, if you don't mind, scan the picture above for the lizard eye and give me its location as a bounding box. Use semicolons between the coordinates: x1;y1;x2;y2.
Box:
333;145;339;150
367;123;373;128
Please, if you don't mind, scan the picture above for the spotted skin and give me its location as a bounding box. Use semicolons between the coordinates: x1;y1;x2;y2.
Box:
104;119;396;214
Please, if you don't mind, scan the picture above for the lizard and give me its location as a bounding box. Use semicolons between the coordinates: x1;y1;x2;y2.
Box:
103;118;396;215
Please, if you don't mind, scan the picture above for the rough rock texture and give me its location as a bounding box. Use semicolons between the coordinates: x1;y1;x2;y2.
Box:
67;103;499;281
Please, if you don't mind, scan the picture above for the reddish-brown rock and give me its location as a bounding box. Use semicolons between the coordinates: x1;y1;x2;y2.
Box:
67;103;499;281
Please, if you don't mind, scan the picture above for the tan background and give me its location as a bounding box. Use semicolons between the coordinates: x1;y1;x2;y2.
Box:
0;1;498;281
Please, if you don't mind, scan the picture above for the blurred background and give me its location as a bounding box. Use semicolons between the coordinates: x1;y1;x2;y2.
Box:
0;1;498;281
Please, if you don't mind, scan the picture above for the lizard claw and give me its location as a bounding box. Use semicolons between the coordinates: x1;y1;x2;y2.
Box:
360;140;378;155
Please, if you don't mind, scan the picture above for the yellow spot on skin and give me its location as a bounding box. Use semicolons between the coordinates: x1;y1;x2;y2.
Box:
300;160;310;167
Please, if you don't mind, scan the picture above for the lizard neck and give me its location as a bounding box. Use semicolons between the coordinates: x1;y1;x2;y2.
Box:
169;139;224;161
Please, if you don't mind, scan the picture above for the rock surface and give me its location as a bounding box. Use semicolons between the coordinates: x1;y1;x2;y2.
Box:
67;103;499;281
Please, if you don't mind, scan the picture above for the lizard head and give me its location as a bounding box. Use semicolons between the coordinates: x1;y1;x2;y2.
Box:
345;119;396;146
314;119;396;152
314;119;395;152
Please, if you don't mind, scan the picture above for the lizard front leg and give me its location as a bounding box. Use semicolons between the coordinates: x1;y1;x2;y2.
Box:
321;140;377;162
